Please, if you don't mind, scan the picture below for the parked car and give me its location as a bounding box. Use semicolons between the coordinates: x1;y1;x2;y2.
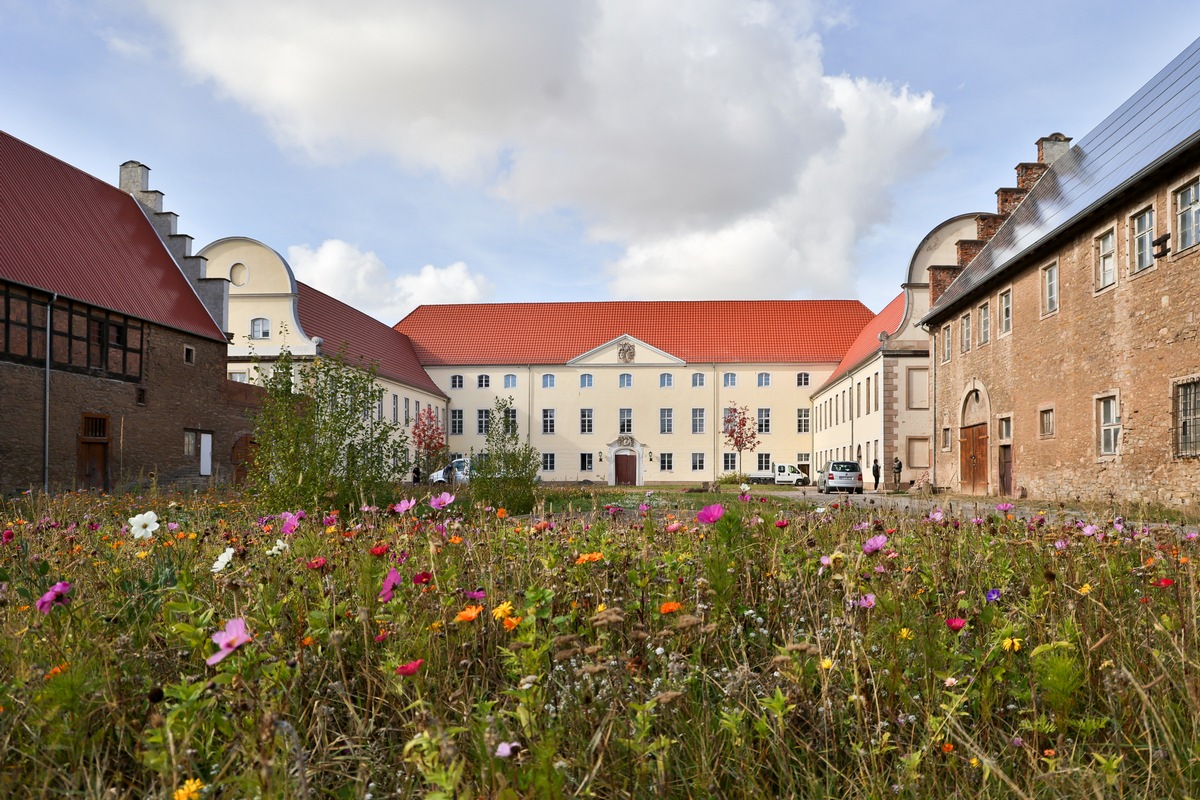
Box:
430;458;470;484
747;463;811;486
816;461;863;494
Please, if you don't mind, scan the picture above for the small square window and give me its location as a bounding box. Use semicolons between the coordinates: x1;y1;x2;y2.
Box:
998;416;1012;441
722;453;736;472
756;453;771;471
659;452;673;471
541;453;555;472
692;453;706;471
183;346;196;365
580;452;593;471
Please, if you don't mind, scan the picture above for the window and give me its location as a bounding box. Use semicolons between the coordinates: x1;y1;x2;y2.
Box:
451;374;464;389
377;397;383;420
797;452;810;465
659;453;673;471
757;453;771;471
619;373;632;388
477;409;491;435
998;416;1012;441
228;371;248;383
1039;407;1055;438
404;397;410;423
722;453;736;472
907;368;929;410
660;372;673;388
1177;179;1200;251
250;317;270;340
576;373;591;389
477;375;490;389
1041;263;1058;314
978;303;990;344
392;394;399;422
660;408;673;434
1095;229;1116;290
1098;395;1120;455
184;430;197;457
999;289;1012;335
450;409;463;435
1133;207;1155;272
183;346;195;365
723;372;736;387
693;453;706;471
796;372;810;387
691;408;705;434
542;408;556;434
542;374;555;389
757;372;770;387
619;408;632;434
692;372;705;388
796;407;810;433
504;408;518;434
1175;379;1200;457
941;325;951;362
542;453;555;472
580;452;593;472
504;374;517;389
959;314;971;353
580;408;593;434
941;427;951;450
757;408;771;434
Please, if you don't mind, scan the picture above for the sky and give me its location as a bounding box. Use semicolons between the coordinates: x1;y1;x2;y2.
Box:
3;1;1197;324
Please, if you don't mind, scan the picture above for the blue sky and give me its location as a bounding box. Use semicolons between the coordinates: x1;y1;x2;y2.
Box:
3;1;1196;322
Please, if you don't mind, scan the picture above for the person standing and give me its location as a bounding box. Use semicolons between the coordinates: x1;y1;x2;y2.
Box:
871;459;881;492
892;456;902;489
412;465;422;485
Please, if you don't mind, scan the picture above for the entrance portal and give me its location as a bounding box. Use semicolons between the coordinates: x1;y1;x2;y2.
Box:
615;453;636;486
959;423;989;495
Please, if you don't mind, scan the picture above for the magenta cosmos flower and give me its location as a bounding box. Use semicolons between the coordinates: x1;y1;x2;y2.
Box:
862;534;888;554
945;617;967;632
696;504;724;524
391;499;416;514
429;492;455;510
206;618;252;665
36;581;72;614
378;567;403;603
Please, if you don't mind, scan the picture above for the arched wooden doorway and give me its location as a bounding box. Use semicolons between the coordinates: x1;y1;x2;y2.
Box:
959;384;990;495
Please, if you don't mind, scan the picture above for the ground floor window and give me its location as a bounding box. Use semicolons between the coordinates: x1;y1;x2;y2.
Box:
692;453;705;471
723;453;736;472
1097;395;1120;455
659;453;673;471
1175;380;1200;457
541;453;555;472
757;453;771;471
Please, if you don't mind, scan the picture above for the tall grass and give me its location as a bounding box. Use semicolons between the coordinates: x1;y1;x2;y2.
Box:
1;487;1198;798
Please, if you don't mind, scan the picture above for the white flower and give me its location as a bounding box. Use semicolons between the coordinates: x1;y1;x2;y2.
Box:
129;511;159;540
740;483;750;493
211;547;235;573
267;539;289;557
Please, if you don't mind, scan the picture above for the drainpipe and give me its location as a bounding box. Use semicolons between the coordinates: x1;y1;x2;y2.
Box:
44;293;58;494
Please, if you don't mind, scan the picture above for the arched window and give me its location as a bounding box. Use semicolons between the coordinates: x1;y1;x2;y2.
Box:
250;318;270;339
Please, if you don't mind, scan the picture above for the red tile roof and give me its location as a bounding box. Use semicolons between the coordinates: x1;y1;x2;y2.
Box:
297;283;446;397
817;292;906;391
394;301;876;365
0;130;226;341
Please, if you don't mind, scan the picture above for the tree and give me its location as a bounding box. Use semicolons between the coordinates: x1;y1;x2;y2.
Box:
722;403;759;474
248;347;410;511
470;396;541;514
411;406;447;481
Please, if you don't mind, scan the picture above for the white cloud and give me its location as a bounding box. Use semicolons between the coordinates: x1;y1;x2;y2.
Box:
286;240;492;323
142;1;942;300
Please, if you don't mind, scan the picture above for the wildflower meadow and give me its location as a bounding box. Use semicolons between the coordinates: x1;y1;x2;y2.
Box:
2;486;1199;798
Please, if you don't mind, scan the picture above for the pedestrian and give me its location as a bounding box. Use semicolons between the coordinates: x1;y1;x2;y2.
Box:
412;465;421;485
872;459;881;491
892;456;902;489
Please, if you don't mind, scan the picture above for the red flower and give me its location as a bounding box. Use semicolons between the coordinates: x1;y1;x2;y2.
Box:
945;617;967;632
306;557;327;570
1152;577;1175;588
370;543;389;557
395;658;423;677
412;571;433;585
774;519;789;529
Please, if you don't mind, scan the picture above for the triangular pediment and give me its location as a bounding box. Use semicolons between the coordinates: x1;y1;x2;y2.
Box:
568;334;685;366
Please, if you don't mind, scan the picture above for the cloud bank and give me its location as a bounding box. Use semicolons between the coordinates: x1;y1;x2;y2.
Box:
143;0;942;300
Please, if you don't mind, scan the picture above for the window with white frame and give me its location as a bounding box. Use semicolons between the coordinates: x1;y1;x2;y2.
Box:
1133;207;1155;273
757;453;771;471
1039;407;1055;438
693;453;706;471
723;372;736;387
228;371;248;382
978;302;990;344
1175;379;1200;457
691;408;705;434
451;374;464;389
619;408;632;434
660;408;673;434
941;324;951;362
404;397;410;423
796;407;810;433
796;372;810;387
1095;229;1116;290
659;453;673;471
542;374;555;389
504;374;517;389
580;373;593;388
542;408;556;434
757;408;771;434
660;372;673;388
580;408;593;434
797;452;810;465
1097;395;1120;455
504;407;517;433
580;452;593;472
960;313;972;352
450;409;463;435
477;408;491;434
1041;264;1058;314
998;416;1012;441
1177;178;1200;251
392;394;398;422
541;453;555;472
757;372;770;387
999;289;1012;334
692;372;705;388
250;317;270;340
619;373;633;388
477;375;490;389
722;453;736;471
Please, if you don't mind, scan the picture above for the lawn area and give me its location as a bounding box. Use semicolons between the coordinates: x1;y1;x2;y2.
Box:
2;485;1199;798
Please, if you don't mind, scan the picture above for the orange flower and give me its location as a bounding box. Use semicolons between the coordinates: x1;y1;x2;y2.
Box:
660;601;682;614
455;605;484;623
503;616;522;631
941;742;954;753
575;551;603;565
448;535;463;544
496;508;508;519
1043;748;1056;757
300;636;315;647
533;521;551;532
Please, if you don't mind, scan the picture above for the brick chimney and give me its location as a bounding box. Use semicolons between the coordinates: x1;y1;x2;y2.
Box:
119;161;229;334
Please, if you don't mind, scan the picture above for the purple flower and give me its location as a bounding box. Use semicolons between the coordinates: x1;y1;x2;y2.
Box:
378;567;403;603
1082;524;1098;537
737;492;751;502
463;588;486;601
696;504;724;524
495;741;520;759
858;593;876;609
280;511;301;536
985;589;1001;603
429;492;455;511
391;499;416;514
995;503;1014;513
928;508;944;523
206;618;252;665
36;581;72;614
862;534;888;555
1054;540;1068;550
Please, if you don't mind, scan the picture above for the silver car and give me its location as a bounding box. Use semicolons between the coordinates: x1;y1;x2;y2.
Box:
817;461;863;494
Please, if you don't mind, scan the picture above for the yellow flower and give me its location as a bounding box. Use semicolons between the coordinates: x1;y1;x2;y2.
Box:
1079;583;1093;596
595;603;607;614
1002;637;1023;652
820;657;833;670
970;757;980;768
898;628;914;641
174;779;205;800
135;551;149;559
491;600;514;620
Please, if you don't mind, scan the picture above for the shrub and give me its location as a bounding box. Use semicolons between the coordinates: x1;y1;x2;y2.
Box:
469;396;541;514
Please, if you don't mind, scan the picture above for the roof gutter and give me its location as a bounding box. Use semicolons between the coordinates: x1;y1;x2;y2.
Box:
44;292;58;494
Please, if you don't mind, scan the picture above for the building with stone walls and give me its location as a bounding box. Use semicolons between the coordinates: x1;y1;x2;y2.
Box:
921;40;1200;505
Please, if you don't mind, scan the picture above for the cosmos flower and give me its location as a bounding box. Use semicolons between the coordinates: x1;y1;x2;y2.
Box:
206;618;252;665
266;539;288;556
858;594;876;609
378;567;403;603
129;511;159;540
429;492;455;510
395;659;423;677
412;571;433;585
391;499;416;514
36;581;72;614
211;547;235;573
862;534;888;554
696;504;724;524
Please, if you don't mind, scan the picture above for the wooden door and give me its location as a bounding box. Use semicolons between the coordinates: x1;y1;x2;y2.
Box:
77;414;110;491
615;453;636;486
998;445;1012;496
958;423;989;495
231;434;256;485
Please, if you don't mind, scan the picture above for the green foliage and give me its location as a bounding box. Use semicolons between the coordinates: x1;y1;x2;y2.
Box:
469;396;541;514
248;347;410;511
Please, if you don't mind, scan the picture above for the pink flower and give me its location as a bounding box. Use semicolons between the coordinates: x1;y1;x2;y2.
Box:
323;514;338;526
495;741;520;758
945;617;967;632
412;571;433;585
306;557;327;570
378;567;403;603
36;581;72;614
2;529;14;544
858;594;876;609
206;618;252;665
775;519;789;529
280;511;301;536
395;658;423;676
391;499;416;514
696;504;724;525
665;522;682;533
862;534;888;554
429;492;455;511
